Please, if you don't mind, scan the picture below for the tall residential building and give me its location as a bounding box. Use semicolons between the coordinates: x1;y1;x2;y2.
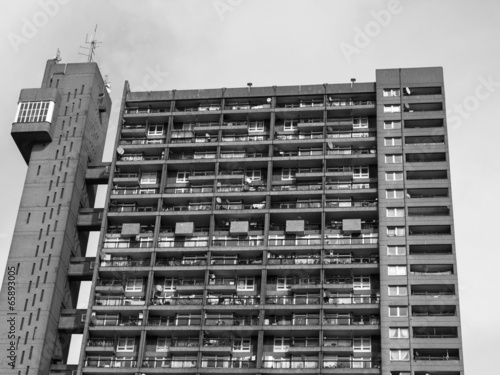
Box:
0;59;111;374
1;63;464;375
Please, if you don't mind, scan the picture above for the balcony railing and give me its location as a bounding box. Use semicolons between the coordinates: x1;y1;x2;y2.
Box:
119;138;165;145
326;131;376;138
91;317;142;326
157;239;209;248
147;317;201;326
85;357;137;368
326;148;376;155
151;296;204;305
87;338;115;347
201;359;256;368
268;236;322;246
323;316;380;325
217;184;267;192
165;186;214;194
266;296;321;305
111;187;159;195
163;204;211;211
324;255;378;264
141;358;197;368
324;237;378;245
108;206;157;212
100;259;151;267
272;183;322;191
204;317;259;326
324;295;379;305
94;296;146;306
206;295;260;305
212;238;264;247
103;241;153;249
156;258;207;266
268;257;320;265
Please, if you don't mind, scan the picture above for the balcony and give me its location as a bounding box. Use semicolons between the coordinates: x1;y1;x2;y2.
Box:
86;338;115;353
91;315;142;327
323;294;379;305
163;202;212;211
205;316;259;326
94;296;145;306
157;237;208;248
413;349;459;361
85;357;137;368
268;235;321;246
155;258;207;266
413;326;458;338
206;295;260;306
324;255;378;264
266;295;320;305
147;316;201;326
268;255;321;266
111;187;159;195
100;259;151;267
412;305;456;317
212;236;264;247
151;296;203;306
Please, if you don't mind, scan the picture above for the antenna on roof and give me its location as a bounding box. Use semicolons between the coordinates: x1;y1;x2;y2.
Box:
79;24;102;63
54;48;62;63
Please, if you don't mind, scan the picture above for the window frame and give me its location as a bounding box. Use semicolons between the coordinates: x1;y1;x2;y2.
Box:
237;277;255;291
385;172;403;181
383;88;401;97
352;117;369;128
384;104;401;113
277;277;292;290
283;119;298;131
233;338;251;352
248;121;265;132
384;120;402;129
273;337;291;352
245;169;262;181
385;154;403;164
148;124;164;135
15;101;54;123
390;349;410;361
156;337;169;352
281;168;297;181
387;245;406;256
140;172;158;184
176;171;190;183
353;166;369;179
388;266;407;276
386;189;404;199
387;226;406;237
125;278;143;292
389;327;410;339
353;276;370;290
116;337;135;352
388;286;408;296
384;137;402;146
389;306;408;317
387;208;405;217
353;337;371;352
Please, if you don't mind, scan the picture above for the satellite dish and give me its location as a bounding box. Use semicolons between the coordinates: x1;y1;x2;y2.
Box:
266;98;271;103
245;177;252;184
90;312;97;324
227;122;233;126
156;285;163;292
327;142;334;149
327;126;334;132
404;103;410;110
117;146;125;155
405;87;411;95
328;97;333;102
216;197;222;204
135;235;141;241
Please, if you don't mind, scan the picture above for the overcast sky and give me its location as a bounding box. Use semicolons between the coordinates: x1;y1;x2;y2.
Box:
1;0;499;372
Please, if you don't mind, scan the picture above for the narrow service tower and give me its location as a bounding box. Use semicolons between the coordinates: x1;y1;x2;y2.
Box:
0;59;111;374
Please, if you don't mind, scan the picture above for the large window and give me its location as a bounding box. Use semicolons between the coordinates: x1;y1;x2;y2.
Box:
387;208;405;217
388;286;408;296
384;104;401;113
387;226;405;237
353;166;369;178
233;338;251;352
388;266;407;276
148;124;164;135
385;154;403;163
117;337;135;352
284;119;297;131
383;88;401;97
248;121;265;132
389;327;409;338
387;246;406;256
385;172;403;181
16;101;54;123
352;117;368;128
237;277;255;291
390;349;410;361
156;338;169;352
353;276;370;290
353;337;371;352
176;171;190;183
385;137;402;146
245;169;262;181
389;306;408;317
273;337;291;352
140;172;157;184
386;189;404;199
384;120;401;129
281;168;296;181
125;278;143;292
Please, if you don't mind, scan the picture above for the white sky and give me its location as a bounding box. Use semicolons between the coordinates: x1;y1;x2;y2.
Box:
1;0;499;372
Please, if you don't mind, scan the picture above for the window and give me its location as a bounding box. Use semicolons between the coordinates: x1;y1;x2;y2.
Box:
383;88;401;97
140;172;157;184
388;266;407;276
353;276;370;290
237;277;255;291
148;124;164;135
284;119;297;131
390;349;410;361
248;121;264;132
162;277;176;291
387;208;404;217
233;338;251;352
15;101;54;123
245;169;261;181
389;306;408;317
277;277;292;290
385;172;403;181
281;168;296;181
156;338;169;352
273;337;290;352
117;337;135;352
384;104;401;113
176;171;189;183
387;226;405;237
352;117;368;128
385;154;402;163
389;327;409;338
353;166;369;178
125;278;143;292
388;286;408;296
386;189;404;199
384;120;401;129
387;246;406;256
385;137;402;146
353;337;371;352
